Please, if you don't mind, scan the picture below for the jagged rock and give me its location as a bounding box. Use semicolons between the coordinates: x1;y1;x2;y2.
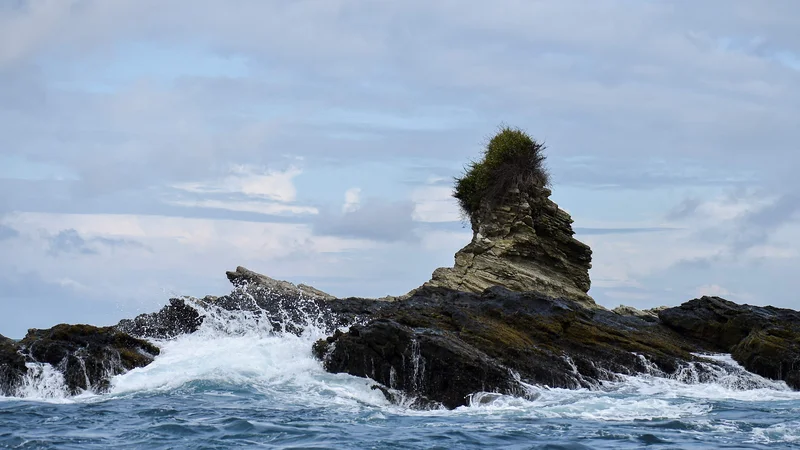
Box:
314;286;715;408
19;324;160;394
732;328;800;389
117;297;204;339
226;266;336;300
659;296;800;388
0;334;26;396
422;188;594;305
313;318;521;409
613;305;666;323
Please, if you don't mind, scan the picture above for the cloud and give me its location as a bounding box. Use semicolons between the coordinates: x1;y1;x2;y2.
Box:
0;224;18;240
1;0;800;330
166;199;318;216
695;284;732;298
47;228;149;256
342;187;361;213
575;227;678;236
411;185;461;223
314;198;417;242
173;166;303;202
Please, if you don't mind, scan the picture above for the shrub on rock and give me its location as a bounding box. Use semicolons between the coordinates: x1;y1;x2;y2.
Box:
454;126;550;220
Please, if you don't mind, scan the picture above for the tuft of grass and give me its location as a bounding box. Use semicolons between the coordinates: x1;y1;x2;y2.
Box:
453;126;550;221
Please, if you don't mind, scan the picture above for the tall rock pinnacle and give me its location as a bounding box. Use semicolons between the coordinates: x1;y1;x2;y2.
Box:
424;186;594;305
421;127;595;305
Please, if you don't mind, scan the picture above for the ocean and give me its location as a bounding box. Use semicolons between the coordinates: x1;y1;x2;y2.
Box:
2;307;799;449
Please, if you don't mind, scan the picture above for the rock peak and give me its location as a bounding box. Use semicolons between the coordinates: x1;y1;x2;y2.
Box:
423;186;595;305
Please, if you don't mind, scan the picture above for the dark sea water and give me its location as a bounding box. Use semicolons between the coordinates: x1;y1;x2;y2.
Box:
2;312;799;449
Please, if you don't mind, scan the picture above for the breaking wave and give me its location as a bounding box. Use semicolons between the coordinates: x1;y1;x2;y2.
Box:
4;296;800;447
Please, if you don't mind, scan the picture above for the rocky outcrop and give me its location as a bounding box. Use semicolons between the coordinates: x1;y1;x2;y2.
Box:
659;296;800;389
314;317;522;409
613;305;667;323
314;286;723;408
117;298;204;339
0;334;26;396
422;187;594;306
19;324;160;394
226;266;336;300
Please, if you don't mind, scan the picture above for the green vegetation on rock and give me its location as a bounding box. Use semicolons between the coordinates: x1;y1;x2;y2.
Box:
454;127;550;220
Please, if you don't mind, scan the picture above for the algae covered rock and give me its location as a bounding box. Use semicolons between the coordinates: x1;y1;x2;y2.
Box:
20;324;160;394
659;296;800;389
315;286;706;408
313;317;520;409
0;333;26;396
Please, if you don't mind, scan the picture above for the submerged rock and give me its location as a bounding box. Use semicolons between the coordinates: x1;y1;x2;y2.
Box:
19;324;160;394
422;187;594;306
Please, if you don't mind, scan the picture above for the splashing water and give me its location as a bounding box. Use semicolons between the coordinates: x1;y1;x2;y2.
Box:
2;295;800;448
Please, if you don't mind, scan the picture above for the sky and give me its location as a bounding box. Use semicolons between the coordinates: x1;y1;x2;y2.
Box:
1;0;799;338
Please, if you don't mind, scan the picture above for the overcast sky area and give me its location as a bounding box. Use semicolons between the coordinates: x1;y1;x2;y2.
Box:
1;1;799;337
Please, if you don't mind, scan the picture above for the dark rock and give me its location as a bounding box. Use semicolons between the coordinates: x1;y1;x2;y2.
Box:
315;286;708;408
19;324;160;394
117;297;204;339
659;296;800;388
226;266;336;300
732;328;800;389
0;334;26;396
314;318;521;409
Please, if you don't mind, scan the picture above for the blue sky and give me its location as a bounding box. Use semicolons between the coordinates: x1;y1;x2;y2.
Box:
1;0;799;337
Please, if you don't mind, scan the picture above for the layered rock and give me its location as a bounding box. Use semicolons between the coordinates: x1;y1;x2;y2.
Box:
226;266;336;300
422;187;594;306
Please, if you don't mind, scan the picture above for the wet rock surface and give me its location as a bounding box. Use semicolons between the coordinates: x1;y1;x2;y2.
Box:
316;286;698;408
0;334;26;396
18;324;160;394
3;269;800;405
659;296;800;389
117;298;204;339
314;288;800;408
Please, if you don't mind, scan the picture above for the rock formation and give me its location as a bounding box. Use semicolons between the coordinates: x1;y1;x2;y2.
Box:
117;298;204;339
659;296;800;389
226;266;336;300
0;324;159;396
423;187;594;305
0;333;26;396
2;131;798;408
316;289;800;407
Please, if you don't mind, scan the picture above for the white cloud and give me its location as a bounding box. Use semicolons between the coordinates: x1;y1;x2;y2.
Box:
411;185;461;223
342;187;361;213
695;284;732;298
166;199;318;216
418;229;471;252
173;166;303;202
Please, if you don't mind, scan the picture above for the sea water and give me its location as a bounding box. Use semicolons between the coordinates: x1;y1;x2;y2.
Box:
2;306;799;449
